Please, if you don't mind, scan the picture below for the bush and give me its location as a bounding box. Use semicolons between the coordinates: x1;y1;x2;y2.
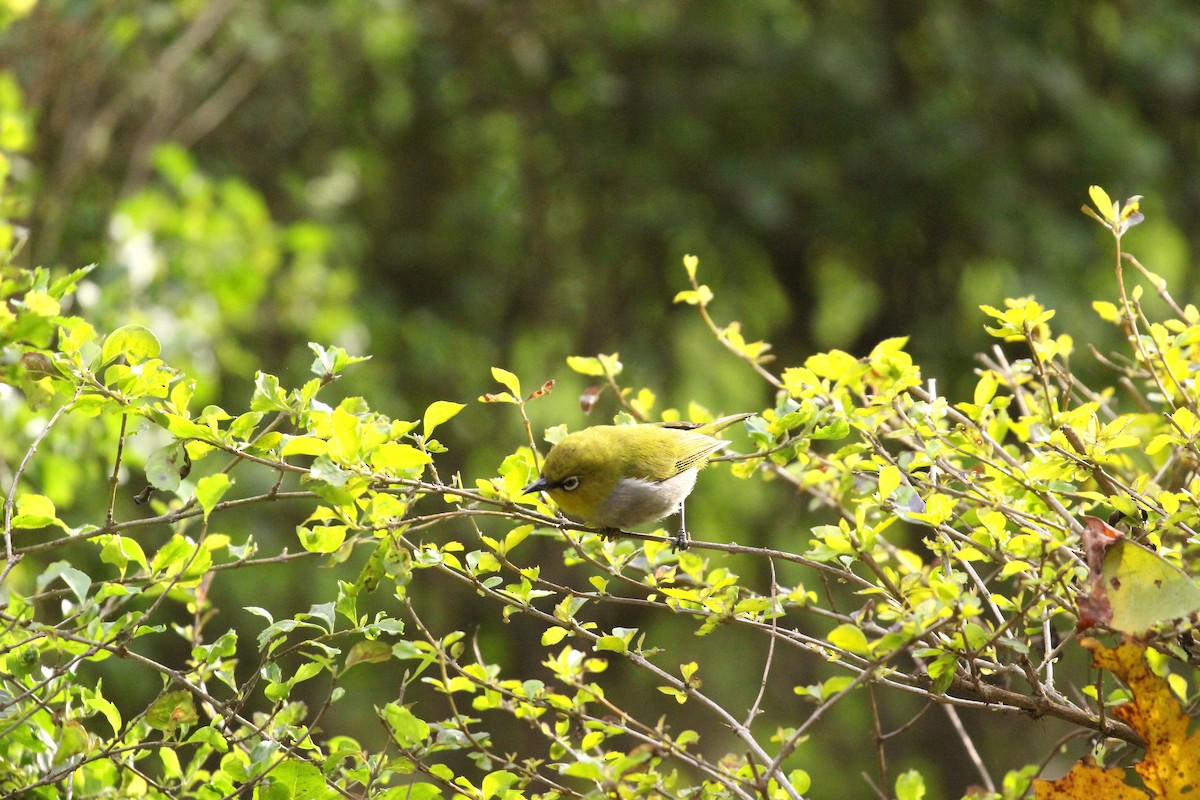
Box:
3;186;1200;799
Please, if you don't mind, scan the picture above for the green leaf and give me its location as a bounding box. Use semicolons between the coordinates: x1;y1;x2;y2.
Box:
146;443;189;493
195;474;232;521
146;690;198;732
11;493;65;530
97;534;149;575
789;769;813;794
298;524;347;554
101;324;161;365
81;683;122;736
682;253;699;280
369;442;433;472
422;400;465;439
481;770;519;799
36;561;91;604
346;640;393;671
383;703;430;748
595;635;628;654
308;341;369;378
895;769;926;800
252;372;292;412
187;724;230;753
150;534;211;582
673;285;714;306
827;623;870;656
490;366;521;397
54;721;89;761
259;759;331;800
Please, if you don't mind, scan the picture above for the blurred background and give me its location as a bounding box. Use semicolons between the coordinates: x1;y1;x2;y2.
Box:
4;2;1200;796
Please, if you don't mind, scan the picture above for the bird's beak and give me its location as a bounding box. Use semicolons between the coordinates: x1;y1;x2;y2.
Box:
523;477;550;495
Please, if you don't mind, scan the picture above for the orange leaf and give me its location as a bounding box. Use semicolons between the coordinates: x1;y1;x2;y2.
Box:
1089;639;1200;797
1035;639;1200;799
1033;756;1146;799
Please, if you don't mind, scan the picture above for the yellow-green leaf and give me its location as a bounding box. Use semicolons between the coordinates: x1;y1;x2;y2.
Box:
370;442;433;472
877;465;901;500
195;474;232;521
23;290;60;317
827;623;870;656
973;370;999;406
1093;300;1120;323
12;494;63;530
1089;184;1116;222
542;627;569;646
682;253;699;280
101;324;161;366
422;400;465;439
298;524;348;554
281;436;330;457
673;285;714;306
491;367;521;397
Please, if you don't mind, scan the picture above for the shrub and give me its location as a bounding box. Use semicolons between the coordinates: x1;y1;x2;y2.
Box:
2;187;1197;799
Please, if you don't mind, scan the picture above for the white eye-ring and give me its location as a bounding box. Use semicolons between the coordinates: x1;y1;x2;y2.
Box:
561;476;580;491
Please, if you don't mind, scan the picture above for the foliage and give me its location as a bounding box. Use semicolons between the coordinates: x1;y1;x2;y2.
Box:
5;182;1200;799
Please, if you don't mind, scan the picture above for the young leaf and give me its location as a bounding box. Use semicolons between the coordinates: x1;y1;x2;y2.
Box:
101;324;161;366
195;474;232;522
1088;185;1116;223
683;253;699;280
490;366;521;397
422;400;465;439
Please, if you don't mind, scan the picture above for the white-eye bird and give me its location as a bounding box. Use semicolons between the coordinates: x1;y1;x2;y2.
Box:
522;412;753;549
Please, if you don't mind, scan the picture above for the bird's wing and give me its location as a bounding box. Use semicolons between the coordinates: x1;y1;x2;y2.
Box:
671;432;728;474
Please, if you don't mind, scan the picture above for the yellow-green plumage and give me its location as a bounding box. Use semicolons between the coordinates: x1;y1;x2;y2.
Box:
523;413;752;546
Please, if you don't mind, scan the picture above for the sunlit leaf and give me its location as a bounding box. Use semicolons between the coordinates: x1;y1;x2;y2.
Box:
196;474;232;521
101;324;161;366
1089;185;1115;222
422;400;465;439
490;366;521;397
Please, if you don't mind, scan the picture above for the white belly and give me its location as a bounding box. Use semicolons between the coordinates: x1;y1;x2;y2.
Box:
589;469;698;529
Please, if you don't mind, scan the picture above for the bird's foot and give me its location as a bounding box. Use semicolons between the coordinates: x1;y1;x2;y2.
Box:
598;527;621;542
671;529;690;553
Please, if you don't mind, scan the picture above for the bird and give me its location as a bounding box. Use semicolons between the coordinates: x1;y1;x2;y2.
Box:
522;412;754;550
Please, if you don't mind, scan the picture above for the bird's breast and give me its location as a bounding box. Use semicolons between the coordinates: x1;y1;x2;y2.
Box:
588;469;699;529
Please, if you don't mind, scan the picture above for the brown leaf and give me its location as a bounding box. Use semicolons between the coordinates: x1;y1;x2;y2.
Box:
527;379;555;400
1077;515;1122;629
579;384;603;414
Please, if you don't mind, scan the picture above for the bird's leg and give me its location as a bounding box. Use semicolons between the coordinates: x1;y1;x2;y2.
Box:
598;527;621;542
672;503;690;552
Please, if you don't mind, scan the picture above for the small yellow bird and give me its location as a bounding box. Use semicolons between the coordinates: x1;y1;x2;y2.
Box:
522;412;753;549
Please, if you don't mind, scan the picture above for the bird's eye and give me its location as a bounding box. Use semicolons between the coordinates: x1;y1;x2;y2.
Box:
561;476;580;492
